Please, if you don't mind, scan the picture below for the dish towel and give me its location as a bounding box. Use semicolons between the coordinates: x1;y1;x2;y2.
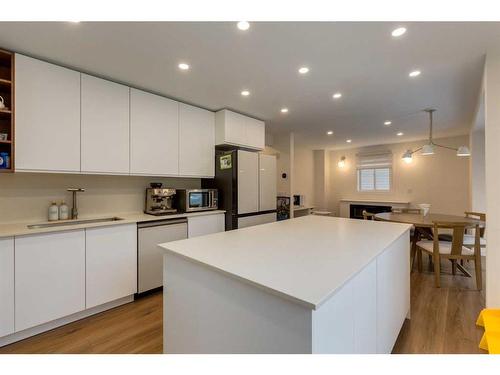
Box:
476;309;500;354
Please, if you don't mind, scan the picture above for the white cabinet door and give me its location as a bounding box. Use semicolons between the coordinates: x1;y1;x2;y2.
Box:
246;118;265;150
216;110;246;146
0;237;14;337
237;150;259;214
130;88;179;176
86;224;137;308
237;213;276;229
15;230;85;332
15;54;81;172
81;74;130;174
179;103;215;177
187;214;225;238
259;154;277;211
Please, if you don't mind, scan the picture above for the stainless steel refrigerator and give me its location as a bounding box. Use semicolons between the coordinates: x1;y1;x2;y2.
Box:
202;147;277;230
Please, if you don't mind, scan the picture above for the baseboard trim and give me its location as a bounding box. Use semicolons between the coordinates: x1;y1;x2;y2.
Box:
0;295;134;348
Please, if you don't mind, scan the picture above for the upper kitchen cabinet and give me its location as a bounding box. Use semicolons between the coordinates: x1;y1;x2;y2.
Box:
130;88;179;176
215;109;265;150
81;74;130;174
15;54;81;172
179;103;215;177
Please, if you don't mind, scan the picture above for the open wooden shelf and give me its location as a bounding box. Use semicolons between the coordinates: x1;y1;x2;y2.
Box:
0;48;14;172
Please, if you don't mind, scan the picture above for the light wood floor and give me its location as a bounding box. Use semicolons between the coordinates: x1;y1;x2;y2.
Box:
0;258;486;354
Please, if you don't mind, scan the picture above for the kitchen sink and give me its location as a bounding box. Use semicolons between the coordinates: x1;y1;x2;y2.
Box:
27;217;124;229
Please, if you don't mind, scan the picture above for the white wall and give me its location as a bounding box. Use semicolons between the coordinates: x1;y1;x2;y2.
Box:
328;135;470;216
0;173;200;223
470;129;486;213
484;50;500;307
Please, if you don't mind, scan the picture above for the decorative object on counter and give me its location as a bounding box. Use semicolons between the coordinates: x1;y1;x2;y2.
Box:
0;95;5;109
145;183;178;216
59;200;69;220
0;133;8;141
277;196;290;221
0;152;10;168
48;201;59;221
418;203;431;216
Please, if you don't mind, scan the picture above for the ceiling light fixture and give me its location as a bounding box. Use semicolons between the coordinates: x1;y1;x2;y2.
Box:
298;67;309;74
327;131;333;135
397;132;404;136
401;109;471;162
409;70;421;78
333;93;342;99
384;121;392;126
281;108;289;113
338;156;346;168
346;139;352;143
241;90;250;96
178;63;190;70
237;21;250;31
391;27;407;37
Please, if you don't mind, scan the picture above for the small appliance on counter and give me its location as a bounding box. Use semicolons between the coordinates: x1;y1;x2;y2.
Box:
175;189;218;212
145;183;178;216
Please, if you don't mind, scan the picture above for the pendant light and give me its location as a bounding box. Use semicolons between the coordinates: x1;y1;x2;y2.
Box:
401;109;471;162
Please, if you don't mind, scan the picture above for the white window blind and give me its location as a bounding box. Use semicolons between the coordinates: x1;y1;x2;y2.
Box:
357;152;392;191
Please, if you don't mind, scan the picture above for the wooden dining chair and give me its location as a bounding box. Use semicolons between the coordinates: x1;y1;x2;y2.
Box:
464;211;486;249
416;221;482;290
362;210;375;220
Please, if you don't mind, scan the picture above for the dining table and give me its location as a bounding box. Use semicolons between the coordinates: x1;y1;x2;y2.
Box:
374;211;485;275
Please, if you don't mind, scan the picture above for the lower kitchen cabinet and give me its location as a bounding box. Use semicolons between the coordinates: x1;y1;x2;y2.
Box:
15;230;86;332
85;224;137;308
0;237;14;337
187;214;225;238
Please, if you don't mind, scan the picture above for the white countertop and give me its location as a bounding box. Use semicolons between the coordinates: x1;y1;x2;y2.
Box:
0;210;226;238
160;216;411;310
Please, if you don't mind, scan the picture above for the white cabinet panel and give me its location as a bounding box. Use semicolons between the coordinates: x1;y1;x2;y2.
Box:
15;230;85;332
86;224;137;308
259;154;277;211
0;238;14;337
188;214;225;238
246;118;265;150
179;103;215;177
15;54;81;172
81;74;130;174
215;110;265;150
130;88;179;176
237;150;259;214
238;213;276;229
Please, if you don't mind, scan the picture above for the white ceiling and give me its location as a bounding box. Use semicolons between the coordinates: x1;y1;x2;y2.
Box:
0;22;498;149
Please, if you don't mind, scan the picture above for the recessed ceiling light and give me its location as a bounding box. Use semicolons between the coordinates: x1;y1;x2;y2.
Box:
280;108;289;113
327;131;333;135
332;93;342;99
391;27;407;37
237;21;250;31
409;70;421;78
298;67;309;74
178;63;190;71
68;21;81;23
384;121;392;126
241;90;250;96
397;132;404;136
346;139;352;143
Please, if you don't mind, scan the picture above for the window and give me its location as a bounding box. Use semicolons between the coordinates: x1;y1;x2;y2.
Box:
357;152;392;191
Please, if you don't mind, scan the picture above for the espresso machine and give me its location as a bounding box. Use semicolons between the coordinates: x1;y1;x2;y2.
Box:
144;183;177;216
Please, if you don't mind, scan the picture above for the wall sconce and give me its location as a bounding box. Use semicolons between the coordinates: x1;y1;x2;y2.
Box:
338;156;346;168
402;150;413;164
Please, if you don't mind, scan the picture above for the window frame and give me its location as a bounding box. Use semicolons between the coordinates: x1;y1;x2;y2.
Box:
357;167;392;192
356;151;393;193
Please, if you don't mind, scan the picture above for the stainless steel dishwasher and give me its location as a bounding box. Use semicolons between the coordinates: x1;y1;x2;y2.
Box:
137;218;188;294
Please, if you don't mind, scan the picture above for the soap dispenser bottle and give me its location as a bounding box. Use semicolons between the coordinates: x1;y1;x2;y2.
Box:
48;201;59;221
59;200;69;220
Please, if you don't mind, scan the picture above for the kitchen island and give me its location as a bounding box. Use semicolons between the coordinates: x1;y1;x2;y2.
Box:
159;215;411;354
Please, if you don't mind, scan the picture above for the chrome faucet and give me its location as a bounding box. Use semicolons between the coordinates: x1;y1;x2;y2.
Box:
67;188;85;220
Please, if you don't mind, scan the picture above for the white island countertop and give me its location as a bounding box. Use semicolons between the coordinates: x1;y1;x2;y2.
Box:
160;216;411;310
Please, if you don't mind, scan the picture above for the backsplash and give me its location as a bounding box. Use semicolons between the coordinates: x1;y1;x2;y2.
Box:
0;173;201;223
